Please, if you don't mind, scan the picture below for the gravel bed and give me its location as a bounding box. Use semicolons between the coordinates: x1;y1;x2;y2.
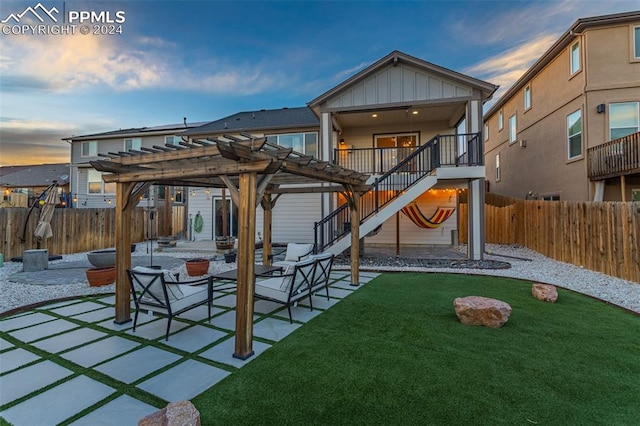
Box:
1;244;638;315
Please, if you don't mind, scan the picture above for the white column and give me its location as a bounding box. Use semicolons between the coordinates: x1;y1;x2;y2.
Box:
468;178;485;260
320;112;332;221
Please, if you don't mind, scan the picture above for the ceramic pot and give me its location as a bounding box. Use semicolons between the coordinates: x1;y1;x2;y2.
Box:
86;266;116;286
185;258;210;276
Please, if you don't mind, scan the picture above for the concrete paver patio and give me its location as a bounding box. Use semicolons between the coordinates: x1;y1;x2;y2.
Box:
0;271;378;425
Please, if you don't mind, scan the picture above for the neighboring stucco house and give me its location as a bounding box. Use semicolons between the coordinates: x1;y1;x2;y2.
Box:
483;11;640;202
0;163;70;207
65;50;497;259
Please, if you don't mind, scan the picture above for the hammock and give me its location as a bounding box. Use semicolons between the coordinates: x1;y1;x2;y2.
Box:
401;204;455;229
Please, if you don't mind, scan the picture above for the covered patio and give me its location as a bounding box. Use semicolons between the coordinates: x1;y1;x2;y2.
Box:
90;135;370;359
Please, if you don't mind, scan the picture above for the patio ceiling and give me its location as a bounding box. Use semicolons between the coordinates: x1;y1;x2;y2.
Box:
90;133;371;194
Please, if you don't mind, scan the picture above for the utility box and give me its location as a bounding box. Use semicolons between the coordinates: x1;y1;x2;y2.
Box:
23;249;48;272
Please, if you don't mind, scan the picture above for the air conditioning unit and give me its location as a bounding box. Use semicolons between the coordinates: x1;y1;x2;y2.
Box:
518;139;527;148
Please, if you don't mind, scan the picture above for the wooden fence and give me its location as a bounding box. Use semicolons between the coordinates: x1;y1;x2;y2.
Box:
0;206;186;260
459;194;640;283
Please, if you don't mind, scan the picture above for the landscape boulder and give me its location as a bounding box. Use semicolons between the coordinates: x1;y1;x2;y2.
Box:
453;296;512;328
532;283;558;303
139;401;200;426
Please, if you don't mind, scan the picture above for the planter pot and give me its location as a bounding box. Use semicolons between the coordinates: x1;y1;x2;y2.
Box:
185;258;210;276
224;252;237;263
87;249;116;267
86;266;116;287
216;238;235;251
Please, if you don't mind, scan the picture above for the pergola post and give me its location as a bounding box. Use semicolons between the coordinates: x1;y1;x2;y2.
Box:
261;194;273;266
234;171;257;359
349;189;360;286
114;182;133;324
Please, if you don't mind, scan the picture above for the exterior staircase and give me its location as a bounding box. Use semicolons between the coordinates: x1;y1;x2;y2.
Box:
314;133;482;255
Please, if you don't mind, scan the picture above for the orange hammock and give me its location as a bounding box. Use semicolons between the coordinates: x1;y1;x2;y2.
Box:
401;204;455;229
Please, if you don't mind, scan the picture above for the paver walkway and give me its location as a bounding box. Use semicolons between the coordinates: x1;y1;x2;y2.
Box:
0;271;379;425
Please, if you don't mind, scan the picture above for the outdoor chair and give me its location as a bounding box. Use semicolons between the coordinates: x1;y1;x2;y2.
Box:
254;257;316;323
307;252;334;308
127;266;213;340
271;242;315;268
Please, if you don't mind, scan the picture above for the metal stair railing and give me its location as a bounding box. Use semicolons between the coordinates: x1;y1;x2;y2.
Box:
313;133;481;252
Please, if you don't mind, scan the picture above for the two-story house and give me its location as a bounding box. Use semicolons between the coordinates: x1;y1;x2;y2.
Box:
64;121;207;236
68;50;497;260
484;11;640;202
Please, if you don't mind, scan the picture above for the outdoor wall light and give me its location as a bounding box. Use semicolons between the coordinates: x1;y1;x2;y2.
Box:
340;138;346;146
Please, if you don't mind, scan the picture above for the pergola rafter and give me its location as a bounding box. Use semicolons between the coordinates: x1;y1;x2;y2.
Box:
90;134;369;359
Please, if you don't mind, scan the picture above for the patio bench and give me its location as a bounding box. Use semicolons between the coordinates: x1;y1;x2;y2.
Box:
271;242;314;268
127;266;213;340
307;252;335;308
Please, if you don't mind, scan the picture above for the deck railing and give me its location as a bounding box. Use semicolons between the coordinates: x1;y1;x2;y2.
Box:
587;132;640;180
315;133;481;252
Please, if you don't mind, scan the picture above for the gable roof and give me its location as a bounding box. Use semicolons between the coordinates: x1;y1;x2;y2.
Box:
0;163;70;187
308;50;498;109
484;11;640;118
183;107;319;137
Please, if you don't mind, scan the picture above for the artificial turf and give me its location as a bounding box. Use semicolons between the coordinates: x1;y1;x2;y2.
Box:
193;273;640;425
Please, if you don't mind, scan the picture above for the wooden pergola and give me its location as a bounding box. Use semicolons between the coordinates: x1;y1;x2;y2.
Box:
91;134;369;359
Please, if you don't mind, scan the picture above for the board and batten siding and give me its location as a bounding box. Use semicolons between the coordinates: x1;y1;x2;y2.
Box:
365;192;458;246
326;64;472;109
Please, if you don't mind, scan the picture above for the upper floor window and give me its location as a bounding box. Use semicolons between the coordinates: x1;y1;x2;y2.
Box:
570;41;581;75
165;136;182;146
541;195;560;201
509;114;517;143
567;109;582;159
610;102;640;140
498;110;503;131
495;153;501;181
81;141;97;157
524;85;531;110
124;137;141;151
634;26;640;59
266;132;318;157
88;169;115;194
484;124;489;142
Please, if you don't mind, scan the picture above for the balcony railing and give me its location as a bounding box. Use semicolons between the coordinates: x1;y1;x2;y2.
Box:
333;133;482;175
588;132;640;180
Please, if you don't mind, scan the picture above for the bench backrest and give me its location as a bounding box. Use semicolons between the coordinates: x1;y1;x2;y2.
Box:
310;252;334;291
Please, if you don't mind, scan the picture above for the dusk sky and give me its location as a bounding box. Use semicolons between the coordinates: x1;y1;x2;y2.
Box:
1;0;638;166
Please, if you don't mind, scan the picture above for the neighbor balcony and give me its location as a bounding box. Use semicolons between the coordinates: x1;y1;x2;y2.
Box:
588;132;640;180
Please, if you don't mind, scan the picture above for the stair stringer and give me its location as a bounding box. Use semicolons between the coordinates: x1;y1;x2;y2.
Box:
326;175;438;255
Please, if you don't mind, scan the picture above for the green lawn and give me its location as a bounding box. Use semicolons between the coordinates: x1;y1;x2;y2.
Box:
193;273;640;425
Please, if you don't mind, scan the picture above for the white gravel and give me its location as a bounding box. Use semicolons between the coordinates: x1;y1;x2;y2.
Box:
1;243;639;315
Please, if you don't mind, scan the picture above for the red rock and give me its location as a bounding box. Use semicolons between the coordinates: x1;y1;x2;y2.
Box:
532;283;558;302
139;401;200;426
453;296;511;328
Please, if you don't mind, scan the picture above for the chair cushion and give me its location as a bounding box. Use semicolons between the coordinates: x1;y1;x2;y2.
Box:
284;243;314;262
170;284;209;312
255;277;307;303
278;263;296;291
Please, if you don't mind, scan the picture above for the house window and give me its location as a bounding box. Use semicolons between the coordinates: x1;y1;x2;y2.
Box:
81;141;97;157
524;85;531;110
541;195;560;201
610;102;640;140
124;137;141;151
567;109;582;159
632;188;640;201
165;136;182;146
495;153;501;181
509;114;517;143
266;132;318;157
570;41;580;75
484;124;489;142
634;26;640;59
87;169;115;194
498;110;503;130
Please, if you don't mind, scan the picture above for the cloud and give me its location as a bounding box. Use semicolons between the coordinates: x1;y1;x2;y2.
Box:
464;34;559;101
0;31;287;96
